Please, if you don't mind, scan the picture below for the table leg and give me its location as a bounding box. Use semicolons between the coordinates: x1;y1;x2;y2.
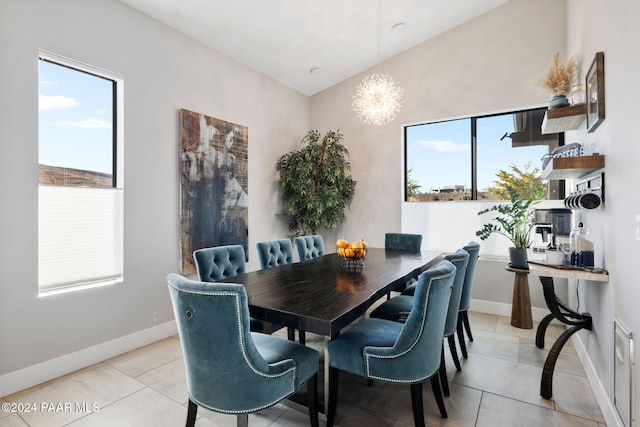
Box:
323;336;330;412
535;275;592;399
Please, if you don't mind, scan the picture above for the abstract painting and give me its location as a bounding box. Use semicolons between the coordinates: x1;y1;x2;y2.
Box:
178;108;248;274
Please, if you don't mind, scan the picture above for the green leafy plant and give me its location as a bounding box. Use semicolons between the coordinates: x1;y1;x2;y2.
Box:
485;162;543;200
476;185;544;248
276;130;356;236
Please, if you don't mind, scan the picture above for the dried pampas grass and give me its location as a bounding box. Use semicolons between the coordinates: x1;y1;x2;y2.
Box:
543;52;578;96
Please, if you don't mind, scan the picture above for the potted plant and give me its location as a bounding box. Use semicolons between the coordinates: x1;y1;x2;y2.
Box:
476;185;545;269
276;129;356;237
542;52;578;109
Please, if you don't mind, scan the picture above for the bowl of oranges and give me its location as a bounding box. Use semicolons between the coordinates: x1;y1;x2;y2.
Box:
336;239;367;271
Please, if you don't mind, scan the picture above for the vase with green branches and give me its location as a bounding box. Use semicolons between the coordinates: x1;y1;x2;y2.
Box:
276;129;356;237
476;185;545;268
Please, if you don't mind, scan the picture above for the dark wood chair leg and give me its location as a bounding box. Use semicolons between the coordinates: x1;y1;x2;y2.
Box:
186;399;198;427
448;335;462;371
307;373;319;427
287;327;295;341
457;316;468;359
327;367;339;427
463;311;473;341
410;383;426;427
439;343;450;397
299;330;306;345
430;374;448;418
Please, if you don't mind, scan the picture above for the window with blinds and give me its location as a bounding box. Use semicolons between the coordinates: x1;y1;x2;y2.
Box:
38;51;123;294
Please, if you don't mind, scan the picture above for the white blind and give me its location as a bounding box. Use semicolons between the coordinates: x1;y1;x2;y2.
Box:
38;185;124;291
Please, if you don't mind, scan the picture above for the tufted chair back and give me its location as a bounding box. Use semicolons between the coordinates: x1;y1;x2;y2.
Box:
256;239;294;269
193;245;246;282
442;249;469;337
459;241;480;312
366;260;455;381
385;233;423;252
166;273;319;426
295;235;324;261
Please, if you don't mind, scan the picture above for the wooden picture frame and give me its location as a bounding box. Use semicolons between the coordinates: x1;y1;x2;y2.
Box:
586;51;605;133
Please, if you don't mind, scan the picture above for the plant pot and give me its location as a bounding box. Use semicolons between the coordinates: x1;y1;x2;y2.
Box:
509;247;529;270
549;95;569;109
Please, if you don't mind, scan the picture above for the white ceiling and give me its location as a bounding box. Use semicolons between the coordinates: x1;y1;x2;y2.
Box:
120;0;511;96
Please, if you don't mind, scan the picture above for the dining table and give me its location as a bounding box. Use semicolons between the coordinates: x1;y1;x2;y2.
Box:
217;247;444;411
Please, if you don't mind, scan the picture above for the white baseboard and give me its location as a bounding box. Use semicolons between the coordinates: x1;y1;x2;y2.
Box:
572;333;625;427
0;320;177;397
470;298;555;322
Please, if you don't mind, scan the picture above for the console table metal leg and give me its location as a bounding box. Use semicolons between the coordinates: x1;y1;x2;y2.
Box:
536;275;593;399
540;323;588;399
536;313;555;348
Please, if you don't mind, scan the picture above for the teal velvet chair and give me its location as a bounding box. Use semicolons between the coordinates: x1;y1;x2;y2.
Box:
193;245;282;334
166;273;319;427
326;261;456;426
457;241;481;359
384;232;423;296
256;239;294;269
295;235;324;261
255;239;304;344
370;249;469;397
384;232;423;252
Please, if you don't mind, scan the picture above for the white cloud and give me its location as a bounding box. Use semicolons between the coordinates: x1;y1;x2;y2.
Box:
39;94;79;111
414;139;469;152
54;119;112;129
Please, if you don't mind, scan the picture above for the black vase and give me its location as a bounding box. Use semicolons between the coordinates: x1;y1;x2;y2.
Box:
509;247;529;269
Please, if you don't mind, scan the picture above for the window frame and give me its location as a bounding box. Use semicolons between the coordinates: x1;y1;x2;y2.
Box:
38;50;124;296
403;105;565;202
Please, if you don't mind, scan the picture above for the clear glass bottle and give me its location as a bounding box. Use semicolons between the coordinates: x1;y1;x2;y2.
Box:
570;223;595;267
571;84;585;105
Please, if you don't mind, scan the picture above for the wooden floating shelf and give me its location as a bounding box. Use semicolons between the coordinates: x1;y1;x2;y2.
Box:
541;104;587;134
542;153;605;180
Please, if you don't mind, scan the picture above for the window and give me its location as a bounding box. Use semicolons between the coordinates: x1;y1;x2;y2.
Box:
404;107;563;202
38;51;124;294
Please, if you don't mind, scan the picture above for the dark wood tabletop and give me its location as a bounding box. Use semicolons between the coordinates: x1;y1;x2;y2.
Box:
218;248;444;337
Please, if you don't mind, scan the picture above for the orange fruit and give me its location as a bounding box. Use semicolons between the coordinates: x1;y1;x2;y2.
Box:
336;239;348;249
345;248;355;258
337;247;346;257
360;239;368;249
349;242;364;258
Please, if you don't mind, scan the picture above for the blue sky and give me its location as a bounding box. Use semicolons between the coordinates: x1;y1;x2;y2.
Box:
39;59;113;174
406;114;548;192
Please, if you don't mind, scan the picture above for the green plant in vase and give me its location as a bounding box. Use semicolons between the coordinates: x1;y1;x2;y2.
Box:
476;185;545;268
276;129;356;237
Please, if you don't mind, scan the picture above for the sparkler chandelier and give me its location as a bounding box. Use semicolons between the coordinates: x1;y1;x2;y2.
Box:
352;0;403;126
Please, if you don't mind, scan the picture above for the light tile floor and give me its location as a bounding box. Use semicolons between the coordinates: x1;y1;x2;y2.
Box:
1;311;607;427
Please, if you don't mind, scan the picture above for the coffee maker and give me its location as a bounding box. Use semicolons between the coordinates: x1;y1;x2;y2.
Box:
534;208;572;250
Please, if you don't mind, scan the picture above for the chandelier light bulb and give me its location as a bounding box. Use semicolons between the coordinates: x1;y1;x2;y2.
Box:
352;73;404;126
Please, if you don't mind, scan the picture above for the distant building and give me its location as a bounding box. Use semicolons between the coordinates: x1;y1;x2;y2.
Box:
437;185;467;193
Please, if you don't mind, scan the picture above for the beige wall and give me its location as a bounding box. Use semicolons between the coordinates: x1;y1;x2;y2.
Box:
2;0;638;423
311;0;640;424
565;0;640;424
309;0;567;249
0;0;308;393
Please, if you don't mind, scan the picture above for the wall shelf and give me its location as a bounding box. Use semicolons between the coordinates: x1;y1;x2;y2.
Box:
542;153;605;179
541;104;587;134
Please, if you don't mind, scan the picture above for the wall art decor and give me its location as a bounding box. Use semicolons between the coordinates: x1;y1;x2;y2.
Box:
586;51;605;133
178;108;248;274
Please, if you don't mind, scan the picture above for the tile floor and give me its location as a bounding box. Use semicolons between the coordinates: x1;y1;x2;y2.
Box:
1;311;607;427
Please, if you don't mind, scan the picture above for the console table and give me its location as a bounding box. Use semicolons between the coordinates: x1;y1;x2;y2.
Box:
526;261;608;399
